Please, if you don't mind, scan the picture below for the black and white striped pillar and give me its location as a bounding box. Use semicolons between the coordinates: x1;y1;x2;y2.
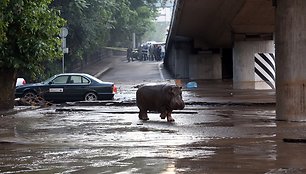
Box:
254;53;275;89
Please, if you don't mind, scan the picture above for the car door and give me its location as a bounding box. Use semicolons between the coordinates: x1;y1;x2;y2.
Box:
64;75;91;101
43;75;69;101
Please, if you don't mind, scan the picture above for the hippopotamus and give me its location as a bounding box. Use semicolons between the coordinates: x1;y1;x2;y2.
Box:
136;84;185;122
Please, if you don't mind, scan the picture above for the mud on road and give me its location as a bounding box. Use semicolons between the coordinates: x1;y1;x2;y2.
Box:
1;101;306;173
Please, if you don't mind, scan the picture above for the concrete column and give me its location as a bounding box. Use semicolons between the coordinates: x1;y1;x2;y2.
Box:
174;42;189;78
254;53;275;90
165;41;190;79
189;53;222;80
233;40;274;89
275;0;306;121
164;46;174;76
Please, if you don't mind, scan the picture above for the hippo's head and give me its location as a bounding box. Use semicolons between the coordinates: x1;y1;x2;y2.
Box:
168;85;185;110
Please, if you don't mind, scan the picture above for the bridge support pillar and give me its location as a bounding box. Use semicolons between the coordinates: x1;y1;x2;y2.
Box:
165;41;191;79
174;43;189;79
189;53;222;80
233;40;274;89
276;0;306;121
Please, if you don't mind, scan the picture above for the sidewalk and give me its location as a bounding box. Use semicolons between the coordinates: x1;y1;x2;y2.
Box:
179;79;276;105
73;56;122;77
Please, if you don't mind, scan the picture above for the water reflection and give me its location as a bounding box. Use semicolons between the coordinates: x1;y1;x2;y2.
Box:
161;162;176;174
2;104;306;173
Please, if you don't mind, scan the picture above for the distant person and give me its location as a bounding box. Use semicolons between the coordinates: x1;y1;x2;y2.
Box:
156;45;161;61
149;45;154;61
154;45;160;61
160;45;165;60
127;47;132;62
138;46;143;61
142;44;149;61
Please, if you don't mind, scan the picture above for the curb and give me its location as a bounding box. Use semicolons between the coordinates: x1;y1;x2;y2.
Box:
59;100;275;107
94;66;111;78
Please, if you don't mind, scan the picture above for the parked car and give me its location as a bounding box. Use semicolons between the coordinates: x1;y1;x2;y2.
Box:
16;78;26;86
15;73;117;102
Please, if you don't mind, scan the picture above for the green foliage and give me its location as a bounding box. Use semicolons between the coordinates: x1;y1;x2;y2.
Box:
110;0;158;47
0;0;10;43
51;0;115;70
0;0;65;80
1;0;166;79
50;0;160;71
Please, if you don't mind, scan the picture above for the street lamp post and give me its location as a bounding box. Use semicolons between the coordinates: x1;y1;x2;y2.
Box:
59;27;68;73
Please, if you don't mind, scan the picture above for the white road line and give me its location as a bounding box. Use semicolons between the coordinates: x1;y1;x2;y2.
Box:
158;62;165;80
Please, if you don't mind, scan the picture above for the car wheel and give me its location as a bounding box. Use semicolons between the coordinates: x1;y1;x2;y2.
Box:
84;92;98;101
22;91;37;103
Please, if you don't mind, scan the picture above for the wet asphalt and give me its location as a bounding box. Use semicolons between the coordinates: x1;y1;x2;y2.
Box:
1;56;306;174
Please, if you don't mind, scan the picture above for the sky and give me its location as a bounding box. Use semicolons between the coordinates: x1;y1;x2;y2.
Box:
156;7;173;22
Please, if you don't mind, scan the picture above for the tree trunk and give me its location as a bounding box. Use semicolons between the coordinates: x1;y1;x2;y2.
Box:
0;68;17;111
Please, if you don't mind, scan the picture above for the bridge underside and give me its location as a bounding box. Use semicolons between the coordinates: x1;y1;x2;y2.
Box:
168;0;275;48
166;0;276;81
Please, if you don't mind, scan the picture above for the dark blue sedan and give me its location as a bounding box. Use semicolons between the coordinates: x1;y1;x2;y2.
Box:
15;73;117;102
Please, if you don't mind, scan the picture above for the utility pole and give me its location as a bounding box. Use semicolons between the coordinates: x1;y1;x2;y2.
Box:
59;27;68;73
133;33;136;49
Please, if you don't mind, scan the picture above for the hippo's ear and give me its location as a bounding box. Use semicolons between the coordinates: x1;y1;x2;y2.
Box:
168;86;175;95
169;86;180;95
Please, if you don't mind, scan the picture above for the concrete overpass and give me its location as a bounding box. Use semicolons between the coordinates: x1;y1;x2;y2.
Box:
165;0;306;121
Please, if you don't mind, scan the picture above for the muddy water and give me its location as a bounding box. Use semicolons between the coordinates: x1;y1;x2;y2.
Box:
1;105;306;173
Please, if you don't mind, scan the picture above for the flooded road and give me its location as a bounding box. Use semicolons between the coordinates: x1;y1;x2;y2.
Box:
2;103;306;173
2;57;306;173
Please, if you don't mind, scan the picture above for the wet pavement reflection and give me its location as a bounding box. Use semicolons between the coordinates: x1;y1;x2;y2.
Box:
2;102;306;173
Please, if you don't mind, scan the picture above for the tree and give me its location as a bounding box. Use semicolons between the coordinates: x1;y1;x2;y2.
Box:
51;0;114;70
51;0;160;71
109;0;159;47
0;0;65;110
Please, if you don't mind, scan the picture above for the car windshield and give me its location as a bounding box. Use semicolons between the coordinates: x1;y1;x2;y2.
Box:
41;75;57;84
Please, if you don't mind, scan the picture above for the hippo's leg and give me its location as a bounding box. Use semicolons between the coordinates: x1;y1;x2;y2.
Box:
160;112;167;119
160;108;167;119
139;109;149;120
166;110;175;122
